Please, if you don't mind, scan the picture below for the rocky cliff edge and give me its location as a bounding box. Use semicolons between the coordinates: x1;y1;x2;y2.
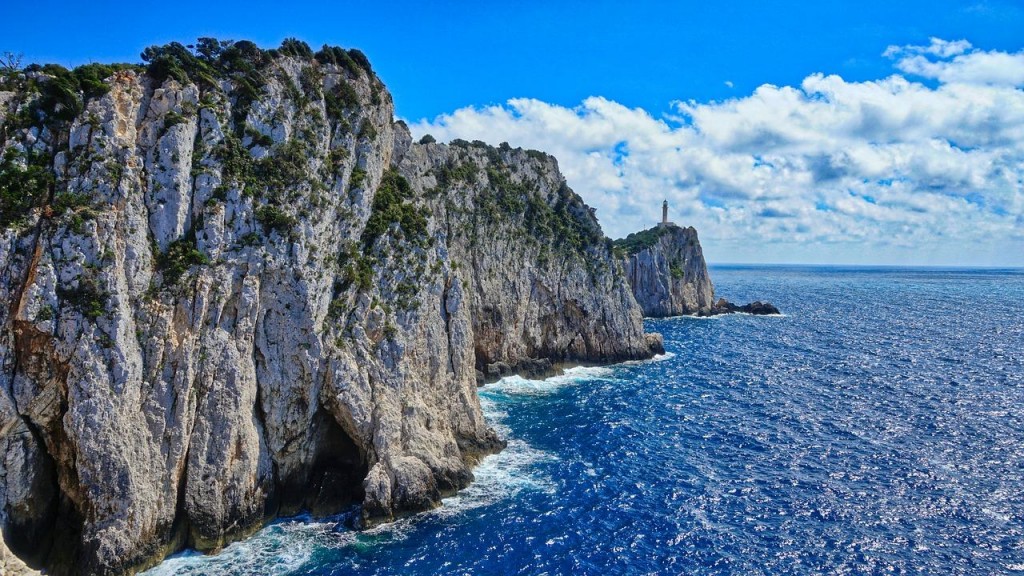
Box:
0;40;660;574
616;224;716;316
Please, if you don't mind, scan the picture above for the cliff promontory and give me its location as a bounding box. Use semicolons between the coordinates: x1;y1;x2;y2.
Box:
0;39;660;574
616;224;716;316
616;224;780;317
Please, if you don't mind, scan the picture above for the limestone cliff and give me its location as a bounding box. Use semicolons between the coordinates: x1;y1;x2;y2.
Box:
616;224;715;317
0;40;659;575
396;140;659;381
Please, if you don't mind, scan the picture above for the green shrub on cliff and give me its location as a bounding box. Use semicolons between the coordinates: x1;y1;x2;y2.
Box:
523;181;603;253
325;80;360;118
0;149;52;228
141;39;270;130
349;167;367;191
357;118;377;141
52;191;94;216
361;169;427;249
437;160;479;186
670;260;685;279
255;139;309;194
278;38;313;60
157;237;209;284
314;45;373;77
215;134;257;192
31;64;85;123
57;275;107;319
255;205;298;235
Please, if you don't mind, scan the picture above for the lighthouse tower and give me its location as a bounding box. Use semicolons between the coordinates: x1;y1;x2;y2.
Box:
661;200;668;226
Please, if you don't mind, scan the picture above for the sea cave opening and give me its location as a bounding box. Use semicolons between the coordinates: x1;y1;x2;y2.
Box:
278;407;368;518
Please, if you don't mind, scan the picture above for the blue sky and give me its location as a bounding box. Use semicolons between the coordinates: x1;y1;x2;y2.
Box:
5;1;1024;265
8;0;1023;120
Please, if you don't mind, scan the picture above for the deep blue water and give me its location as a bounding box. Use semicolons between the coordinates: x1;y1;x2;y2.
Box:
147;266;1024;575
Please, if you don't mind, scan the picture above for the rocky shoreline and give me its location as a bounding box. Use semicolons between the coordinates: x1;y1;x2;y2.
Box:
0;40;660;574
0;38;776;575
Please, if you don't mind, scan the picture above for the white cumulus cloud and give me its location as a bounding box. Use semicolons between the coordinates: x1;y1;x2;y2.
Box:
886;37;1024;86
409;40;1024;265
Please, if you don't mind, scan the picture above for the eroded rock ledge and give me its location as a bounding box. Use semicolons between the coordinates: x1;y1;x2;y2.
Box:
0;40;659;575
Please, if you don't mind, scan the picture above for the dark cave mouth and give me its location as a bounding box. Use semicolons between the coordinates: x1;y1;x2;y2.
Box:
277;408;369;518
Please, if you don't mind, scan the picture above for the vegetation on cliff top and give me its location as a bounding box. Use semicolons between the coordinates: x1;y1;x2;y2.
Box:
612;225;674;256
0;37;379;231
0;37;374;139
138;38;374;131
436;143;606;262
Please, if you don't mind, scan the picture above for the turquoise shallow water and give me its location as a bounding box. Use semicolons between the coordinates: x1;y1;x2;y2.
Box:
145;266;1024;575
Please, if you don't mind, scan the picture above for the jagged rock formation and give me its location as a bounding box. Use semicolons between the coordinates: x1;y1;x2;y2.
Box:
616;224;716;316
0;40;660;575
711;298;781;316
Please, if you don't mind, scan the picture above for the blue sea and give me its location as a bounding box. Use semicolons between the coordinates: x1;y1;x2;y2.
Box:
146;266;1024;575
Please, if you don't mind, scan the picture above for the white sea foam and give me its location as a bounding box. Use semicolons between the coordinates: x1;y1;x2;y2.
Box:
656;312;787;319
144;432;558;575
657;313;723;321
147;361;588;574
483;365;617;396
142;515;333;575
620;351;676;366
436;436;557;517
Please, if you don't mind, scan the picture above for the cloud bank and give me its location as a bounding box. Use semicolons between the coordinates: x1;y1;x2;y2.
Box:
410;39;1024;265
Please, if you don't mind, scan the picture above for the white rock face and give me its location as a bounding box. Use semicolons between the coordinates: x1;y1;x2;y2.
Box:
620;225;716;317
396;142;656;379
0;48;660;575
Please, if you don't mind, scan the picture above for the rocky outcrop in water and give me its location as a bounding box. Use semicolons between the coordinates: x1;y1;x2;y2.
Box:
711;298;781;316
0;40;659;575
617;224;716;316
